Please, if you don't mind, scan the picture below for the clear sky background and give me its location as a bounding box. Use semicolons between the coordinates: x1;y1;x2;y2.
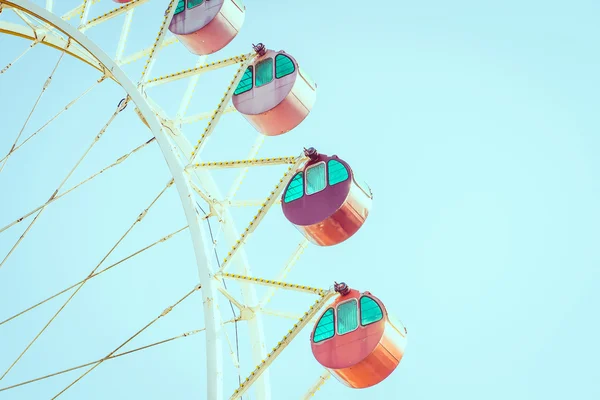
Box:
1;0;600;399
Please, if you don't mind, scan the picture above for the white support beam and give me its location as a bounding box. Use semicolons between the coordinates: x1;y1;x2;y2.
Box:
81;0;148;32
189;56;255;162
188;156;298;171
0;20;104;73
219;272;326;296
45;0;51;12
61;0;100;21
260;239;309;308
176;56;208;122
226;134;264;200
118;36;178;66
137;0;177;85
181;105;237;125
11;7;42;33
230;291;336;400
131;71;273;400
115;8;134;63
217;156;306;273
2;2;224;398
144;54;251;88
302;371;331;400
77;0;93;28
213;277;245;311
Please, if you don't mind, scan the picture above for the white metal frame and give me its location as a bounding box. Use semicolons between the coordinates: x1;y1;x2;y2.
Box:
0;1;338;399
1;1;225;398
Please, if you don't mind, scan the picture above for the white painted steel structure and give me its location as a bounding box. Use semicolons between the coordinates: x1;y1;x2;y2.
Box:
0;1;336;399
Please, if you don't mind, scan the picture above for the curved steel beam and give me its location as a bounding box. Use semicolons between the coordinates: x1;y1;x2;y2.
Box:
0;1;224;398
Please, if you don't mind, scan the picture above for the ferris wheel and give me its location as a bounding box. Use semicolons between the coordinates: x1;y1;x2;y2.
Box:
0;1;408;399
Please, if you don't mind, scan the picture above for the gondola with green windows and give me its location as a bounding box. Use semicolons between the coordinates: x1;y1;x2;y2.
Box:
281;147;372;246
311;282;408;389
232;44;317;136
168;0;245;55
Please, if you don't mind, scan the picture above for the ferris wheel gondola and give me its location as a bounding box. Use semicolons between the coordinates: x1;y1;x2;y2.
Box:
0;0;406;398
310;283;408;389
232;44;317;136
282;147;372;246
168;0;246;55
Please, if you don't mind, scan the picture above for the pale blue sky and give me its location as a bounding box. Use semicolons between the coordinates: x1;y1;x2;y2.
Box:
1;0;600;399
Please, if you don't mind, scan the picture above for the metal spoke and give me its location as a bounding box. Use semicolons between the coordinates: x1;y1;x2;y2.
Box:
0;77;104;163
302;371;331;399
0;137;155;235
0;179;173;381
0;40;37;75
0;327;207;393
0;98;129;270
51;284;202;399
0;43;69;173
0;226;187;328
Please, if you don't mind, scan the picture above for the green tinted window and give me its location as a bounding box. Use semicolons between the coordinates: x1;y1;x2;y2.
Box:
188;0;203;8
174;0;185;14
360;296;383;326
306;163;326;195
234;66;253;95
313;308;335;343
255;58;273;87
283;172;303;203
337;300;358;335
327;160;349;186
275;54;295;79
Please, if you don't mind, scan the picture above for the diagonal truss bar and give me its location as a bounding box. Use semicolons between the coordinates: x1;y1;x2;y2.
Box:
230;291;336;400
114;7;134;63
144;53;252;88
0;77;104;163
137;0;176;85
260;239;310;308
188;156;299;170
0;179;173;381
11;6;43;33
118;36;178;66
0;137;156;235
181;105;236;125
81;0;148;32
188;179;217;212
226;134;264;200
189;55;255;162
176;56;208;122
51;284;202;399
214;278;245;311
219;272;326;297
0;226;188;328
302;371;331;400
218;156;306;273
77;0;92;27
0;19;104;74
0;99;128;270
61;0;100;21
